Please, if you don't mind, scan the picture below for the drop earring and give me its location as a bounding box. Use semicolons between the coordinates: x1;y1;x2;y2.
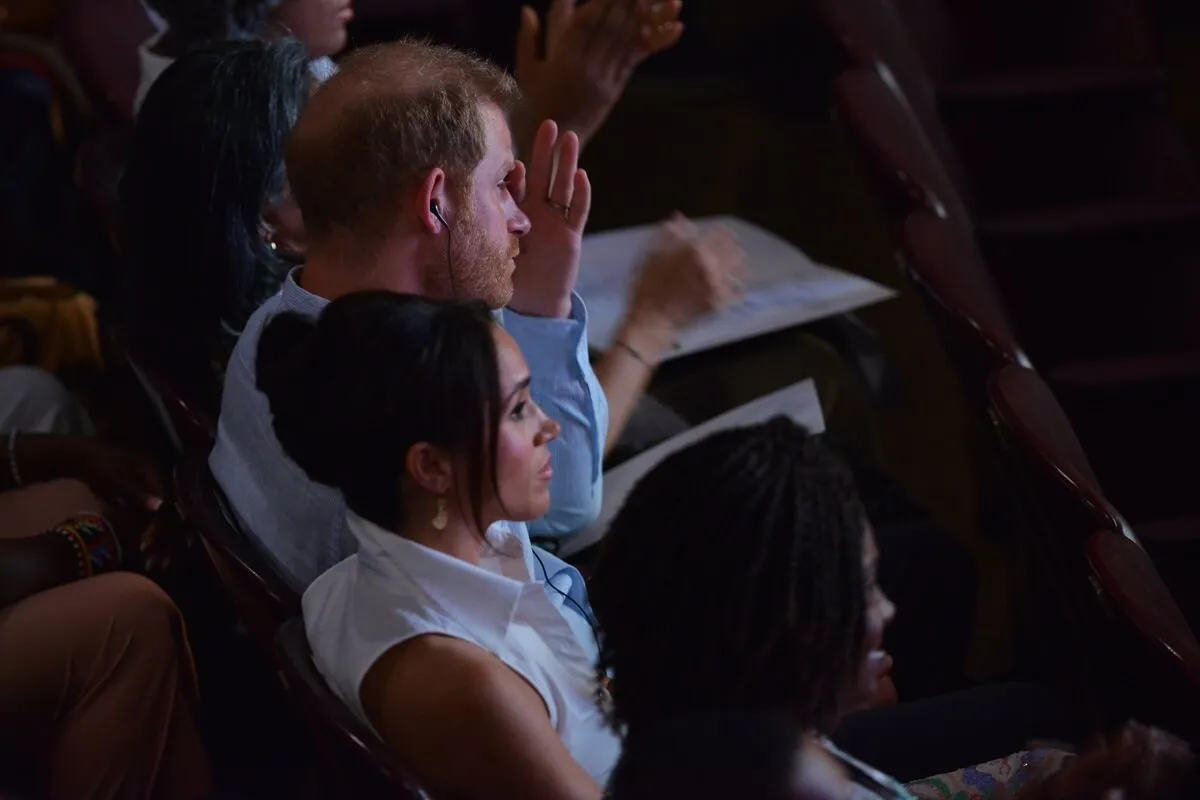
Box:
431;496;448;531
268;239;279;252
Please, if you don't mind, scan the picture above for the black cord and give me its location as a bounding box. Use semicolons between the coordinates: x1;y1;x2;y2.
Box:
432;204;458;298
531;546;602;647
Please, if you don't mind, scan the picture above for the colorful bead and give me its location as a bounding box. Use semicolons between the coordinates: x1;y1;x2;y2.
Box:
51;513;122;578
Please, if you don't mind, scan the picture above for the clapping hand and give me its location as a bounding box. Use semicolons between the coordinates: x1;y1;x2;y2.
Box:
508;119;592;319
515;0;684;152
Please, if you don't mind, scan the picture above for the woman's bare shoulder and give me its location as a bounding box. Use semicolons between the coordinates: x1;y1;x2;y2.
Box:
363;633;542;726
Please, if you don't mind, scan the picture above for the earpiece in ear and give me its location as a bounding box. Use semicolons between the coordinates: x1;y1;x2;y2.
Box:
431;200;450;231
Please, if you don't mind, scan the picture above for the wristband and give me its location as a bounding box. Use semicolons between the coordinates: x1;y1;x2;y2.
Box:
614;339;651;368
51;512;123;578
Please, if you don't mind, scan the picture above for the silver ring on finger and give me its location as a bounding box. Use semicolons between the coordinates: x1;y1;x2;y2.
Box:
547;199;570;216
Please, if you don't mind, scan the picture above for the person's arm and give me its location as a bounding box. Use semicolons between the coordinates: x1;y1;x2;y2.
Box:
0;432;66;491
0;514;123;609
594;216;747;454
592;315;674;455
512;0;684;157
2;434;166;570
2;432;164;510
0;529;82;608
360;635;603;800
504;298;606;536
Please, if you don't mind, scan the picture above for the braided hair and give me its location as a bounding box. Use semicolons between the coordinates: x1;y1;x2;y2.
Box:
590;416;868;736
606;710;804;800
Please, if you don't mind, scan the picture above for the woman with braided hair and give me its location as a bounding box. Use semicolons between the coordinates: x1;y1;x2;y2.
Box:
591;417;1193;799
594;417;879;737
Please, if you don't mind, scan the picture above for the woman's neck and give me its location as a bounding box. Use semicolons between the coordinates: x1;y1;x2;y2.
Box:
397;519;487;566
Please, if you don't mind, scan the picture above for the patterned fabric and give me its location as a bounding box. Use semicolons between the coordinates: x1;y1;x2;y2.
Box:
51;512;122;577
907;748;1074;799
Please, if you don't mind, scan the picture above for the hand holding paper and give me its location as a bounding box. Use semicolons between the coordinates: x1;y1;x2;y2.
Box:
576;216;897;359
595;215;747;451
617;214;748;364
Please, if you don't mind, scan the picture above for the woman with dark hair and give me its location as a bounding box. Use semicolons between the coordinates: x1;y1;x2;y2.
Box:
594;419;882;738
122;38;311;405
255;290;620;799
590;417;1193;799
134;0;349;112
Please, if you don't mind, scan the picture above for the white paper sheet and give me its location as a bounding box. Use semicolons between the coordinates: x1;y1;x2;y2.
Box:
558;379;825;557
576;216;896;360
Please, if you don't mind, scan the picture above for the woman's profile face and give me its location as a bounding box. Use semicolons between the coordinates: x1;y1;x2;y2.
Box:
851;525;896;709
482;326;559;524
271;0;352;58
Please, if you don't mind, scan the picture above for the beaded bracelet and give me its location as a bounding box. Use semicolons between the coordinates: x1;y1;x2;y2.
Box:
51;513;123;579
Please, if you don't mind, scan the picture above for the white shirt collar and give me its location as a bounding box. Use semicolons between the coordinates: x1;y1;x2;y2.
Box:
346;511;540;652
279;267;328;318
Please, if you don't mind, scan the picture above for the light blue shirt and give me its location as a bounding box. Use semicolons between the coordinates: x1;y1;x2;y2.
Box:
209;269;607;590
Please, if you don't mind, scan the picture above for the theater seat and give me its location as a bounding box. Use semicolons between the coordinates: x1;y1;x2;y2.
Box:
1086;529;1200;734
835;64;1200;239
174;450;300;650
276;617;431;800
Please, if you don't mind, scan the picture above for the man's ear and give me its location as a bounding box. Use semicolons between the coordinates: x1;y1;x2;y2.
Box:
405;441;453;495
416;168;449;236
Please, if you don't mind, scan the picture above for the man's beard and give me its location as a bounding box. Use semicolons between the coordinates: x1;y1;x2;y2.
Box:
442;205;518;309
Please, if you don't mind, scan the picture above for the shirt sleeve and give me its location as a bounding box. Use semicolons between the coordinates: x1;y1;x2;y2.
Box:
502;293;607;538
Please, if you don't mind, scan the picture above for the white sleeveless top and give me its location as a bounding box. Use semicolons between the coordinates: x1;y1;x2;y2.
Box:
302;513;622;784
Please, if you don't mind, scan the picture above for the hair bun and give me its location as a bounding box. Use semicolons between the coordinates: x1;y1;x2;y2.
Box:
256;311;347;487
256;311;319;382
